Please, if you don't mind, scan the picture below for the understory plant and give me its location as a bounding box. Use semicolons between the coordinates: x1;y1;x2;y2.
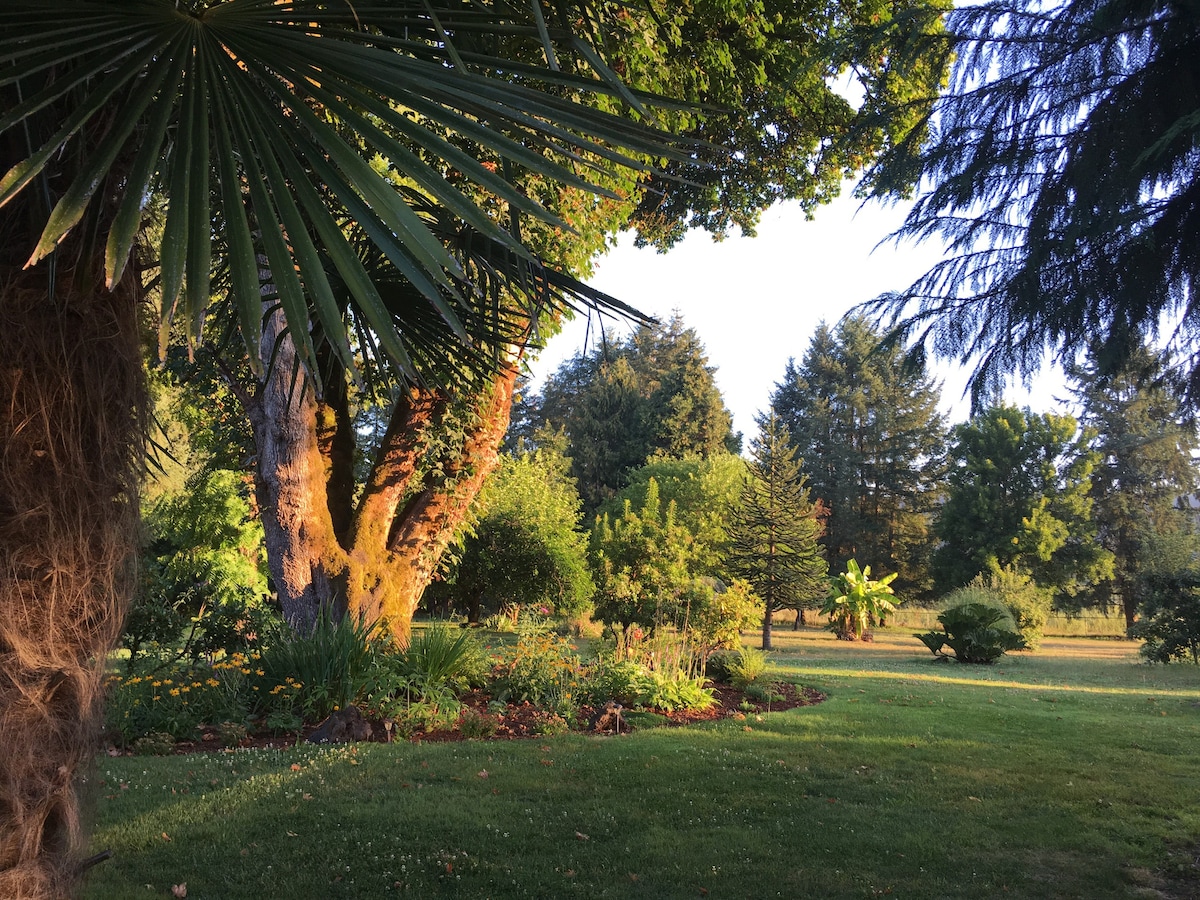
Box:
960;567;1052;650
1131;569;1200;664
491;618;584;716
257;609;377;719
917;602;1027;664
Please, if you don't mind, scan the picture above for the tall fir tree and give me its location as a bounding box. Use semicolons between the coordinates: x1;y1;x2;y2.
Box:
728;412;829;650
1072;346;1200;627
934;406;1113;599
519;315;739;511
771;316;945;598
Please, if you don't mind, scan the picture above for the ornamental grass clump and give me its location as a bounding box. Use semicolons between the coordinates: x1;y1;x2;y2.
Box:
258;609;376;720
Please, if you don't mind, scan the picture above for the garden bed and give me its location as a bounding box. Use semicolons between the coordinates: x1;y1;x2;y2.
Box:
138;681;825;755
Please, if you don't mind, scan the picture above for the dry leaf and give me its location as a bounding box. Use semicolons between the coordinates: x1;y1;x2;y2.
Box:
575;831;589;841
290;763;301;772
477;769;489;779
171;884;187;898
161;833;171;842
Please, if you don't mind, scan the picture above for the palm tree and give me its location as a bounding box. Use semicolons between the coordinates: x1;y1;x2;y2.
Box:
0;3;686;894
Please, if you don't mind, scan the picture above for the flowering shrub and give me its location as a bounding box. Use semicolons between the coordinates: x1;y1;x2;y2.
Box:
492;628;583;716
103;651;304;746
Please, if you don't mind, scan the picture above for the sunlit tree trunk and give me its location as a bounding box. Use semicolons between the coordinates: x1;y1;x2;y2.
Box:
0;190;145;896
246;311;349;634
243;319;519;645
350;367;518;644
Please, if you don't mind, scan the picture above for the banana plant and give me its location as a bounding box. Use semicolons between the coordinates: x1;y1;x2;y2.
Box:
822;559;900;641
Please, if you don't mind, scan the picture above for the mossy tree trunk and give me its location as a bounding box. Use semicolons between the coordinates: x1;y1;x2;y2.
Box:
243;319;518;644
0;172;145;896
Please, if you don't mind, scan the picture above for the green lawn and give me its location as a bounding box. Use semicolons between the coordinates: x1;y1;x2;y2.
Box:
81;629;1200;899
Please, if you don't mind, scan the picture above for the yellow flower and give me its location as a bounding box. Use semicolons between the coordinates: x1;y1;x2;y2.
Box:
206;678;220;688
180;686;190;693
241;668;251;675
151;681;162;688
255;669;265;677
152;695;161;702
192;681;202;688
169;688;180;697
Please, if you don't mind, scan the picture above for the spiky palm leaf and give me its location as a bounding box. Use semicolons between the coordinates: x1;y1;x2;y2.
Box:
0;0;689;381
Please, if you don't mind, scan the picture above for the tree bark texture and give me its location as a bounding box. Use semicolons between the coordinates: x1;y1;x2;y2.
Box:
247;319;519;645
247;312;349;635
0;261;144;898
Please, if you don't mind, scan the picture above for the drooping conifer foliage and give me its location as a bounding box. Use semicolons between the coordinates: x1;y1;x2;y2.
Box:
868;0;1200;408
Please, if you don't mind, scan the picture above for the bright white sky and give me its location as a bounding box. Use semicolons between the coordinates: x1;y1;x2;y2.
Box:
526;188;1072;442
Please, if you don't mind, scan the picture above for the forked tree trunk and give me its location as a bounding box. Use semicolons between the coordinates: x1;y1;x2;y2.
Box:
351;366;518;644
246;311;349;634
0;261;144;898
244;319;519;645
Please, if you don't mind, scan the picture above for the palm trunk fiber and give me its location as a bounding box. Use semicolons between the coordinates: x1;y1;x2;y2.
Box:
0;268;143;899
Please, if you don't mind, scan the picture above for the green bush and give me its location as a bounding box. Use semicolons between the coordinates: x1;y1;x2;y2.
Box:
1131;569;1200;664
917;602;1026;664
578;656;646;706
963;567;1052;650
492;628;583;715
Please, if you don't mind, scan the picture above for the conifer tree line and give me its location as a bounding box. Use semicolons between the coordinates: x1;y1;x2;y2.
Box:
427;312;1199;642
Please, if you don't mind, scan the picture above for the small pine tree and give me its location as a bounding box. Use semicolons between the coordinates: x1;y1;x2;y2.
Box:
728;411;829;649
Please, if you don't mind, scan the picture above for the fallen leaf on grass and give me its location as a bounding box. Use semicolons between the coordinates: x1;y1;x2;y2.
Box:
171;884;187;898
477;769;489;779
290;763;301;772
575;831;589;841
161;833;171;842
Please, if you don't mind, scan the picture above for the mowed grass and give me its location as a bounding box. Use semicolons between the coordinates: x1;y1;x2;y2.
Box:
81;630;1200;899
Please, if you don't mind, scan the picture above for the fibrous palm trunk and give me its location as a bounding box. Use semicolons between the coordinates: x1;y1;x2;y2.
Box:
0;220;144;896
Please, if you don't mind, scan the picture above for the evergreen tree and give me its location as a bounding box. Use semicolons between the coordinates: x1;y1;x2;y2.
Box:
598;453;748;578
590;479;696;645
1072;346;1200;627
934;406;1113;599
728;413;829;650
522;316;739;510
867;0;1200;409
772;316;945;598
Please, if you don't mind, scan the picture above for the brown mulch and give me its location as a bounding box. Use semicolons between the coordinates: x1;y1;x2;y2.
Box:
154;681;826;756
